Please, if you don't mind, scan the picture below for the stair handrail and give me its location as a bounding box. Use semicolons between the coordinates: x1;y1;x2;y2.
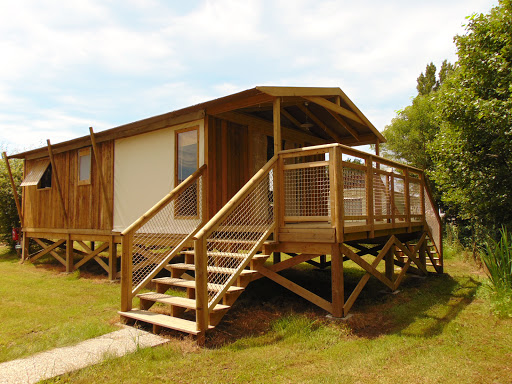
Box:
121;164;207;236
120;164;207;312
194;155;278;240
194;155;278;332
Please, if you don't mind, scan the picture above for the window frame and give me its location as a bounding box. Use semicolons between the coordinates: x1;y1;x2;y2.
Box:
77;147;92;186
174;126;199;219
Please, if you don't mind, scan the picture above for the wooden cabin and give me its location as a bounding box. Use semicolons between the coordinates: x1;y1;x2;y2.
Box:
5;86;443;343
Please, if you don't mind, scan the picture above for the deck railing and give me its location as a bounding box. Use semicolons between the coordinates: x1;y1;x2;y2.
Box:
278;144;442;248
120;165;207;311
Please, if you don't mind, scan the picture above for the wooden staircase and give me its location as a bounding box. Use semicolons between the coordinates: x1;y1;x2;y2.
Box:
119;244;270;336
395;237;442;273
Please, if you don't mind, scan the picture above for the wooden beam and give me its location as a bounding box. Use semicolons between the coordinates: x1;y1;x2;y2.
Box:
281;108;303;130
392;233;428;275
216;111;329;146
342;245;394;290
47;140;68;227
89;127;113;230
303;96;364;125
206;92;273;116
343;236;396;314
297;104;343;143
393;258;412;291
33;238;66;266
2;152;23;225
273;97;282;154
326;109;360;142
30;239;66;263
74;242;109;269
255;265;333;313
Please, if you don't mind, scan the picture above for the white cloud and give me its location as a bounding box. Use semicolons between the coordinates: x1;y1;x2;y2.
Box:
0;0;499;151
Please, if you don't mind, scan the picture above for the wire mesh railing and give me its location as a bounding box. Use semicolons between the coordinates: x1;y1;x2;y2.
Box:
279;144;442;253
120;165;207;306
194;156;278;321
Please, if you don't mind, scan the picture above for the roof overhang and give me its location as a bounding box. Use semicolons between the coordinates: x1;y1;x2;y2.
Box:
8;86;385;160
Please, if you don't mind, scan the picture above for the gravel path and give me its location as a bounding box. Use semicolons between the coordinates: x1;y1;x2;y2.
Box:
0;326;169;384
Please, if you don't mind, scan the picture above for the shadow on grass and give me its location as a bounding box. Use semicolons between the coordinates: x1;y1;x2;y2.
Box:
205;261;481;348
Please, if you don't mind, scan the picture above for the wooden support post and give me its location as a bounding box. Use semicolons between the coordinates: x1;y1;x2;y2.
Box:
120;233;133;312
419;235;427;269
273;252;281;264
21;232;29;262
390;174;395;227
404;168;411;231
331;146;343;243
366;155;374;238
194;236;209;333
65;236;74;273
385;242;395;283
2;152;23;225
273;97;282;155
89;128;113;230
331;244;344;317
109;238;117;281
47;140;69;227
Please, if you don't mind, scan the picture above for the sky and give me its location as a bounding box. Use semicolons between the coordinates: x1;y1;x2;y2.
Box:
0;0;498;154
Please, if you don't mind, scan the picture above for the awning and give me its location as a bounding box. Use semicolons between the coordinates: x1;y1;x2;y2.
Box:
20;160;50;186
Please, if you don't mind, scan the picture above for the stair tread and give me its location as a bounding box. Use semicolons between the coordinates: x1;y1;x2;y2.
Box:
152;277;245;293
170;263;257;275
137;292;229;311
119;309;212;335
180;250;269;259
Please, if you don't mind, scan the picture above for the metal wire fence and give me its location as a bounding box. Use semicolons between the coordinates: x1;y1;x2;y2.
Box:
128;169;205;294
204;163;275;306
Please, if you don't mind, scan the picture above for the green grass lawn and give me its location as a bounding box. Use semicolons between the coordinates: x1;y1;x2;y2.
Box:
38;250;511;384
0;247;120;362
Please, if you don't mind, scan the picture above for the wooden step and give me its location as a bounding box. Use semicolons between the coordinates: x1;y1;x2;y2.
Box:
119;309;213;335
170;263;257;275
152;277;245;293
180;251;269;260
137;292;229;311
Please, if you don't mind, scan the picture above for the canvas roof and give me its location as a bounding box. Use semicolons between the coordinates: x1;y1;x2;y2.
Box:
9;86;385;160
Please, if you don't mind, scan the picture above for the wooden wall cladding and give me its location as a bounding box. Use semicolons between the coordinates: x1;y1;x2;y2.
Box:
23;140;114;230
207;116;250;219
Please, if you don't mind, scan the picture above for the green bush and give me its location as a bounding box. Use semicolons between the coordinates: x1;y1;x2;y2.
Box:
481;227;512;294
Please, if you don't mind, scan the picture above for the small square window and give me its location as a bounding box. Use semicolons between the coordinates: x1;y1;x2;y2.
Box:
78;148;92;185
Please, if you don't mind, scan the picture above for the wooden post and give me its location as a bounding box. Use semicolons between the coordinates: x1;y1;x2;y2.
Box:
332;146;344;243
331;244;344;317
194;236;209;333
120;233;133;312
375;141;380;170
89;128;113;230
385;242;394;283
420;172;426;221
21;232;29;262
419;235;427;269
108;237;117;281
273;252;281;264
2;152;23;225
391;174;395;227
404;168;411;231
47;140;68;227
366;155;374;238
65;236;74;273
273;97;282;155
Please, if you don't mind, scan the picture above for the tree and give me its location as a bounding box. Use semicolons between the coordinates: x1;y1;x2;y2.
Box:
430;0;512;233
0;156;23;248
382;61;452;170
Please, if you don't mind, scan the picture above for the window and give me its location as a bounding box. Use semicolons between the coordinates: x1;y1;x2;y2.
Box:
78;148;92;185
20;159;52;190
38;164;52;189
175;127;198;217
